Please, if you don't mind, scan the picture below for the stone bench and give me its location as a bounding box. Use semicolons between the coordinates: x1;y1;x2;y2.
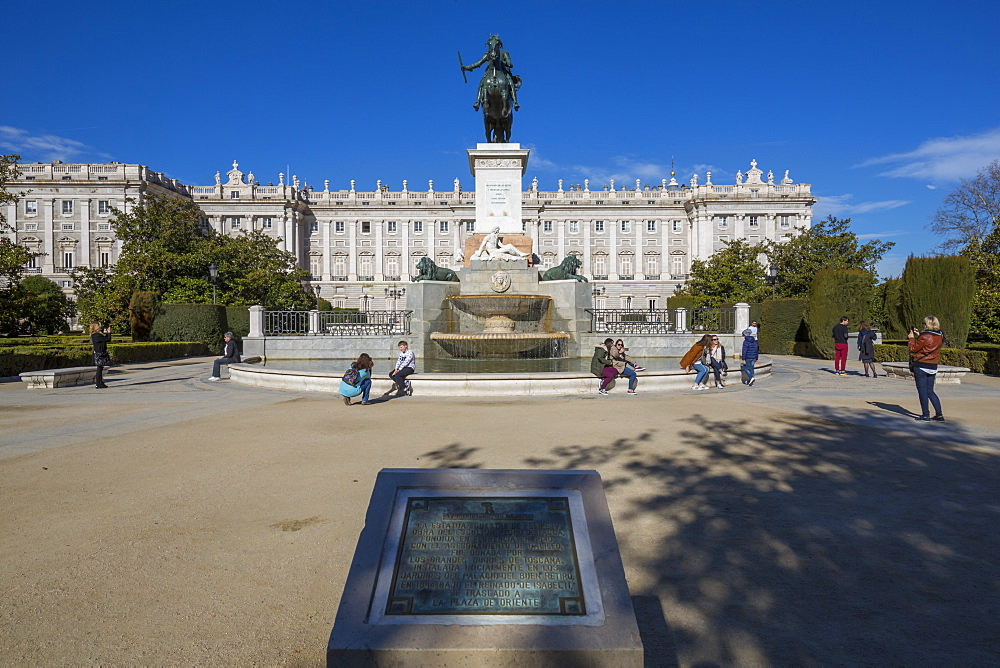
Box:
881;362;970;384
20;366;98;389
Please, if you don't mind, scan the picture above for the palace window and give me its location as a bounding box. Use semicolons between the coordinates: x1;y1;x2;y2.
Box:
717;216;729;229
361;221;371;234
648;298;658;310
386;256;400;277
26;200;37;214
594;220;605;232
261;217;272;229
61;223;74;230
621;220;631;233
387;220;397;233
618;255;634;276
779;215;791;228
63;252;74;269
646;220;656;232
645;255;659;276
98;200;110;214
672;256;685;274
231;191;240;199
310;220;319;233
439;220;449;233
98;223;111;231
359;256;373;277
522;221;527;232
333;256;347;277
466;221;474;232
543;220;553;232
751;189;760;199
593;255;607;277
25;223;37;231
100;251;110;267
62;201;73;214
335;221;345;233
569;220;579;233
413;221;423;233
671;220;683;233
748;216;759;228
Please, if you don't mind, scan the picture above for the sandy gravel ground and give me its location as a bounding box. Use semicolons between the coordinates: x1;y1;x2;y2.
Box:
1;356;998;666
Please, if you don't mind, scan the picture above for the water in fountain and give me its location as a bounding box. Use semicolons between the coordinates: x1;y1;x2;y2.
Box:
431;294;570;359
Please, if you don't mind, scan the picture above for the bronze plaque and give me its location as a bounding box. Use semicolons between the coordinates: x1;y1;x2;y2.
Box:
385;496;585;615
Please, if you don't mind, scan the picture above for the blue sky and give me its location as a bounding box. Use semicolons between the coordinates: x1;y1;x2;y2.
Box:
4;0;999;277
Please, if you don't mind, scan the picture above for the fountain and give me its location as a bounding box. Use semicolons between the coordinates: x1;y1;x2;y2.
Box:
430;294;570;358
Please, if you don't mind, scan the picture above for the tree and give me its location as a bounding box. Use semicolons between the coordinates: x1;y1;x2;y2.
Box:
18;276;75;334
961;220;1000;342
674;238;770;306
901;255;976;348
804;269;873;359
70;266;127;330
0;154;44;335
930;159;1000;253
765;216;894;298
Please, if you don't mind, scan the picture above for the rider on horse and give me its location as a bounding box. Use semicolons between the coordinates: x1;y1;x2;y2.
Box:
462;34;521;112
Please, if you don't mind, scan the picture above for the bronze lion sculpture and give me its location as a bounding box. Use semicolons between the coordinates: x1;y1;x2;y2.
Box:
413;256;460;282
539;255;588;282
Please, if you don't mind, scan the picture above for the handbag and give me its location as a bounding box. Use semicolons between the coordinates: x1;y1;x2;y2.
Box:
93;351;112;367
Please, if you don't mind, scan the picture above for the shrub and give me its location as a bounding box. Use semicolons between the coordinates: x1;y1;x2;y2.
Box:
877;279;907;339
129;291;160;341
805;269;873;359
224;306;250;344
667;295;710;310
0;341;207;376
150;303;227;354
759;299;807;355
968;343;1000;375
901;255;976;348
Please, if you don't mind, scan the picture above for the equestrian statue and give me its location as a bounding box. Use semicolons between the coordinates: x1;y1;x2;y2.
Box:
459;34;522;143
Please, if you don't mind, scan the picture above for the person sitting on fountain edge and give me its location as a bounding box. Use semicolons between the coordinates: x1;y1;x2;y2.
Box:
389;340;415;396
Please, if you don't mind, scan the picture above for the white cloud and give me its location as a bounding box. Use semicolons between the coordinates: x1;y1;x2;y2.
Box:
0;126;90;162
856;230;908;240
813;193;911;217
860;127;1000;183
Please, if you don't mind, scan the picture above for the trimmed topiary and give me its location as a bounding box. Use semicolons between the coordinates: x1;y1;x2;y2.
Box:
150;303;228;354
759;298;807;355
901;255;976;348
129;291;160;341
805;269;873;360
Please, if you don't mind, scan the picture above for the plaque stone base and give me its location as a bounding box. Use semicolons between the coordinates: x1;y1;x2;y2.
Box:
327;469;643;667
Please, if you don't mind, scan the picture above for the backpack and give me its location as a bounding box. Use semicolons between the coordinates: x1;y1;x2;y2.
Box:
342;367;360;387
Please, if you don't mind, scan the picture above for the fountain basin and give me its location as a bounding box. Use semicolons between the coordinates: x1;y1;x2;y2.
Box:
446;294;552;319
430;332;569;358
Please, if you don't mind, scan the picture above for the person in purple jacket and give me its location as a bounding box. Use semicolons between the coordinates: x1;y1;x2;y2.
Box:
741;328;759;386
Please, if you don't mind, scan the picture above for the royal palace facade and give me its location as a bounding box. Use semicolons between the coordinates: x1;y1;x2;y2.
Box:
6;158;815;311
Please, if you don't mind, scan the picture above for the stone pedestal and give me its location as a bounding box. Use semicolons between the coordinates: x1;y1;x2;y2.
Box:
406;280;462;359
327;468;643;667
468;143;529;234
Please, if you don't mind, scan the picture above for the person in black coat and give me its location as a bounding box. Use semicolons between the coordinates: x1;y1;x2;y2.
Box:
208;332;241;381
90;321;112;389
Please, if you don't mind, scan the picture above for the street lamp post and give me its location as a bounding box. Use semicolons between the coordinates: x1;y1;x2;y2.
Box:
384;283;405;310
208;263;218;304
766;264;781;299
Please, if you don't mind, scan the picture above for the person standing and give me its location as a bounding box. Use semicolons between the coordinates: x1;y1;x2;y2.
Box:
389;340;416;396
741;328;759;386
857;321;878;378
90;322;112;389
208;332;240;381
340;353;374;406
908;316;945;421
591;338;619;396
680;334;715;390
832;316;850;375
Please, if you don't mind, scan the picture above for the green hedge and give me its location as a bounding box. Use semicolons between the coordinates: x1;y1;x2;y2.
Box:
902;255;976;349
873;344;988;373
879;279;908;339
969;343;1000;375
759;299;807;355
667;295;709;310
805;269;873;360
1;341;208;376
150;304;228;354
224;307;250;344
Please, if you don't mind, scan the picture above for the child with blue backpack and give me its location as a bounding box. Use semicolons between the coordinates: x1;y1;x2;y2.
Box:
340;353;374;406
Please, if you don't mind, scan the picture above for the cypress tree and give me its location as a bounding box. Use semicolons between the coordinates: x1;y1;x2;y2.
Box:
901;255;976;347
804;269;873;359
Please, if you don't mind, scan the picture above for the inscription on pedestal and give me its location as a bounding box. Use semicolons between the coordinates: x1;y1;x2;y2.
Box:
386;496;584;616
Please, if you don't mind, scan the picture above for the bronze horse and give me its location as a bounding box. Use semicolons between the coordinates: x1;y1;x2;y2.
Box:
462;35;521;143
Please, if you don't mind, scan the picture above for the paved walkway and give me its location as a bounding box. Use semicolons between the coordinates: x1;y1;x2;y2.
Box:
1;356;998;665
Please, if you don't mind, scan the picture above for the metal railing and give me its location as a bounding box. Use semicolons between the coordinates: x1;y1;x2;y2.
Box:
318;310;411;336
263;310;310;335
690;307;736;332
587;309;676;334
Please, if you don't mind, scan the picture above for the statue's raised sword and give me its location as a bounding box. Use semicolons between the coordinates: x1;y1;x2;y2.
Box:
457;51;468;84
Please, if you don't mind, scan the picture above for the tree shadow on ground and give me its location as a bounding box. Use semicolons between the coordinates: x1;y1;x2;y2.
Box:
571;408;997;665
419;407;1000;666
